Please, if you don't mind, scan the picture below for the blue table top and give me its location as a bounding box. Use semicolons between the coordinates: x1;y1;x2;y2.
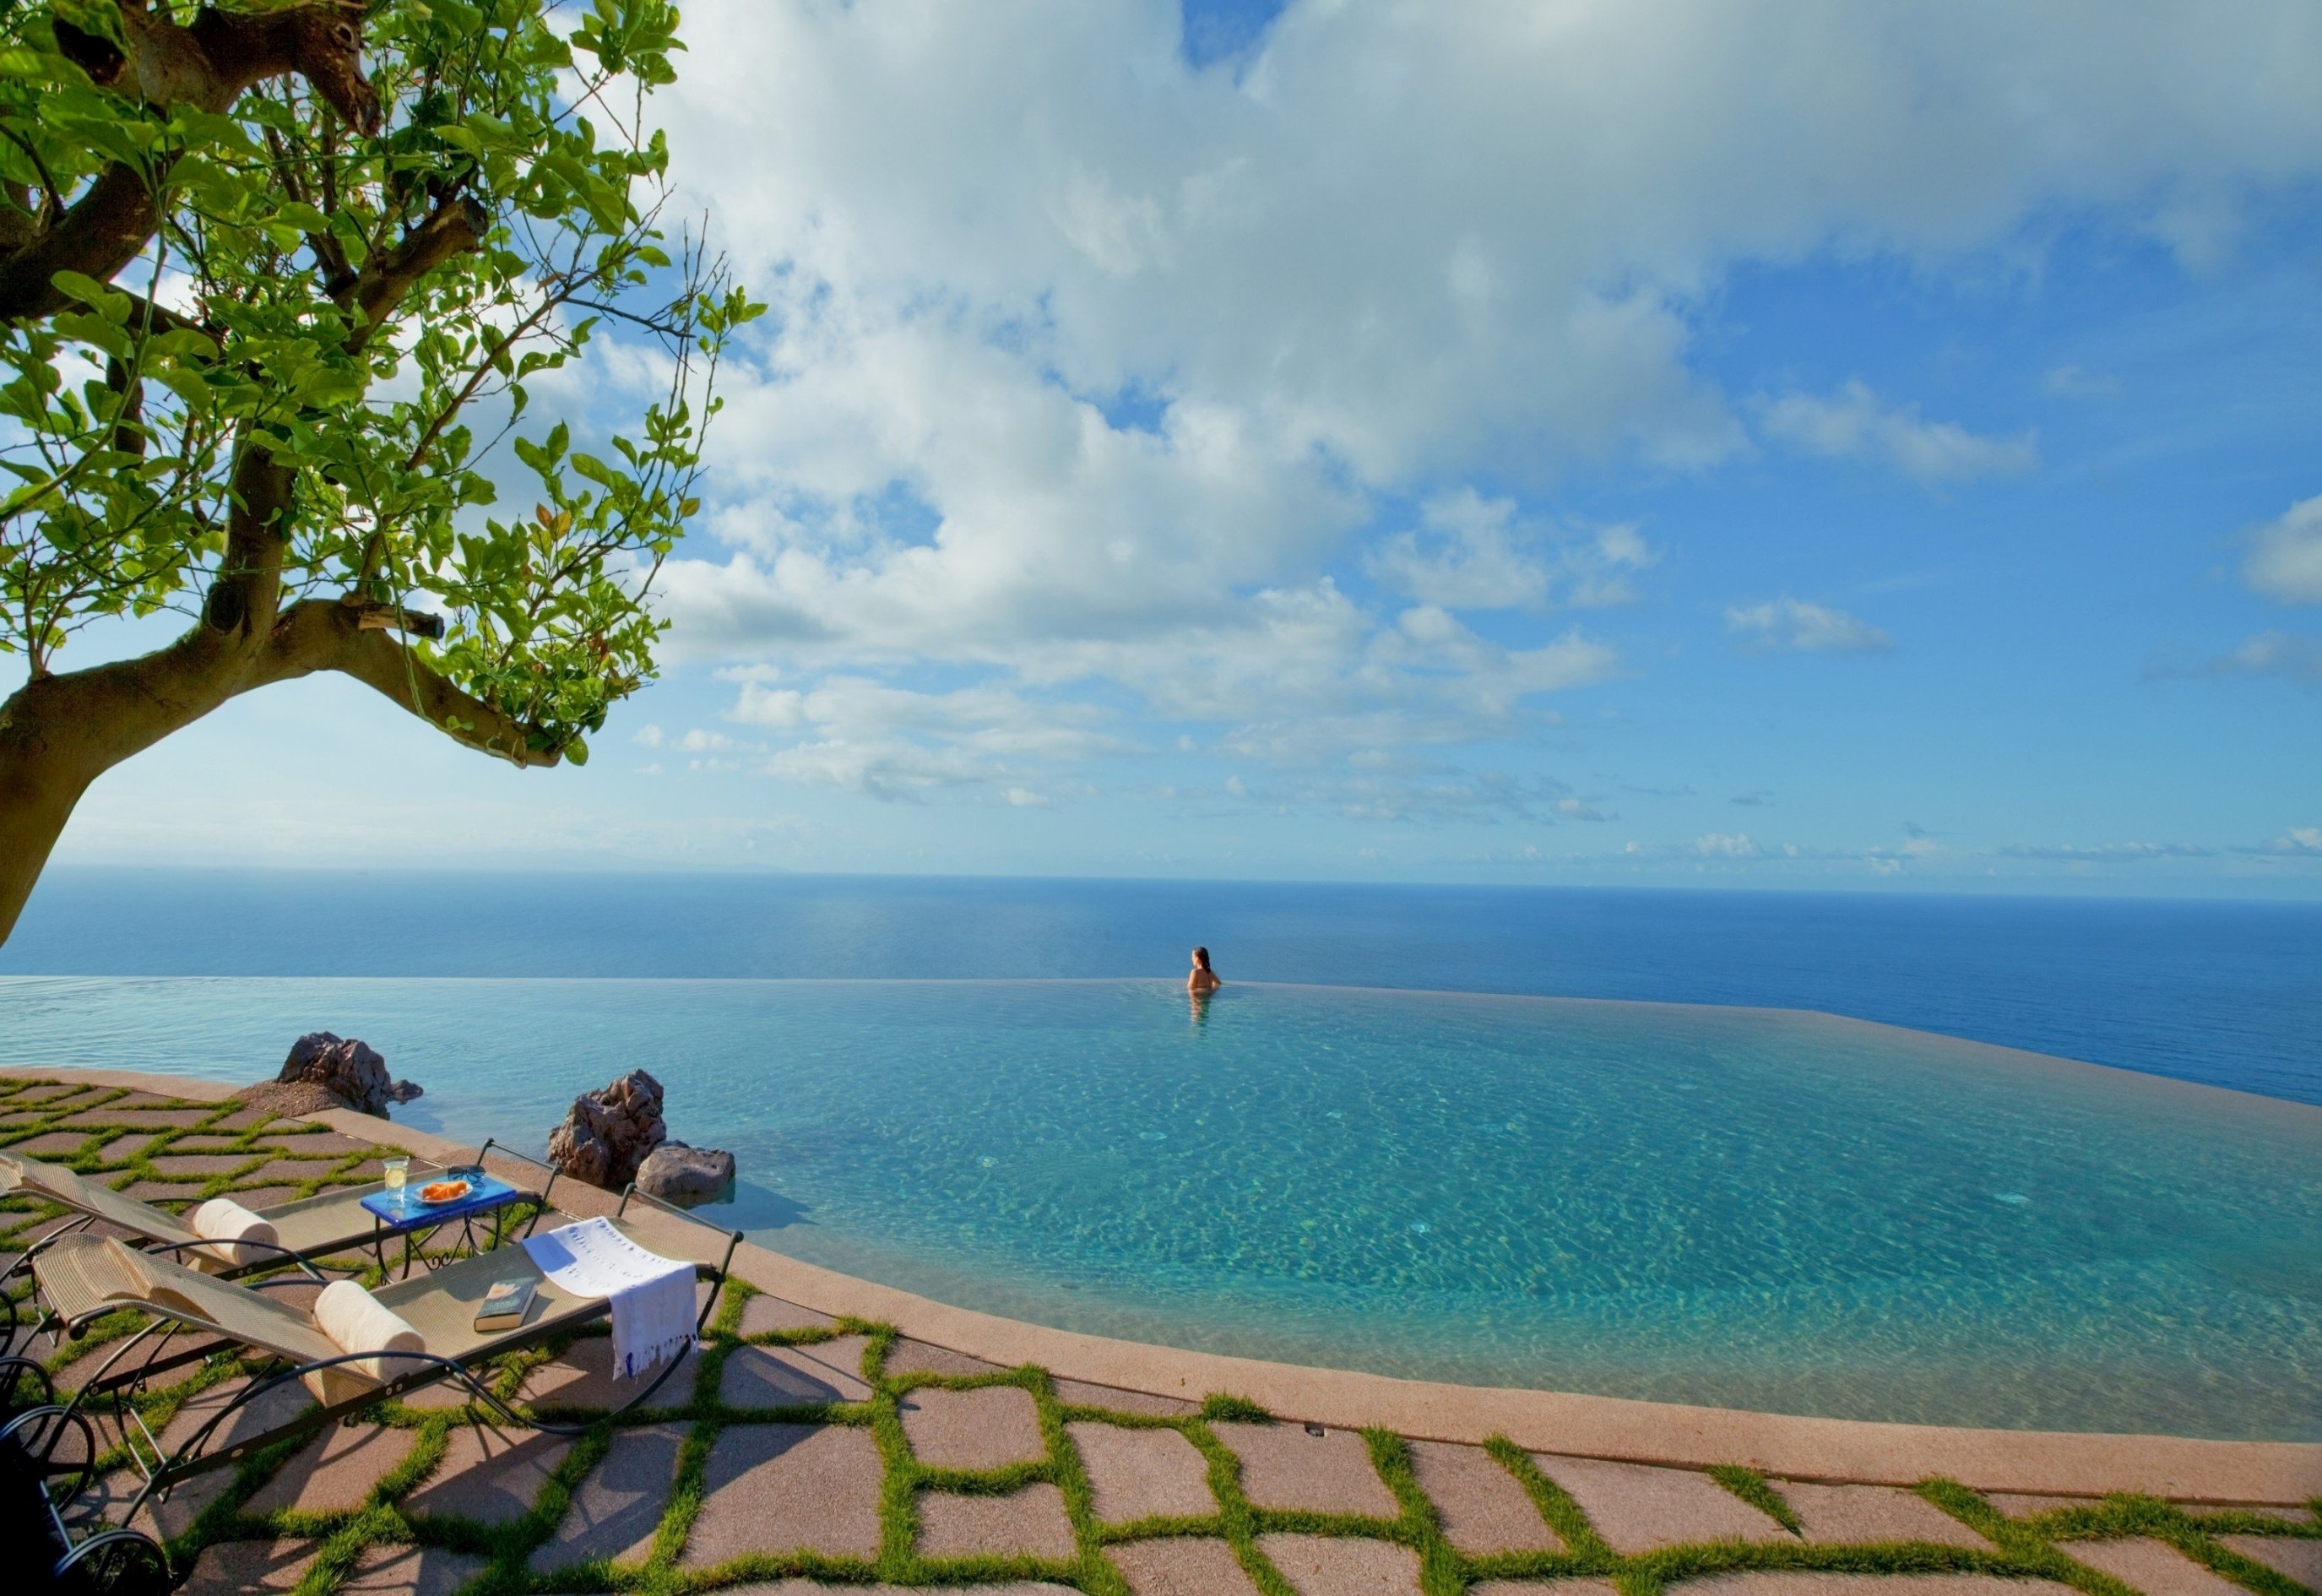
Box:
360;1170;524;1230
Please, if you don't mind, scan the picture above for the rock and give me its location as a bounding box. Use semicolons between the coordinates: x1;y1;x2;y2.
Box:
636;1142;735;1208
545;1069;668;1190
274;1032;420;1119
235;1079;350;1120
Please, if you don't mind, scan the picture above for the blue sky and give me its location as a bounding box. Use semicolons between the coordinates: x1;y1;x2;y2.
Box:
34;0;2322;893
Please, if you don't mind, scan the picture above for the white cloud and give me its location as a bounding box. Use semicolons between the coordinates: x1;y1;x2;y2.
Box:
687;567;1619;799
1191;605;1619;765
1726;598;1894;655
730;675;1116;755
721;673;1130;800
2244;494;2322;604
2232;826;2322;858
1695;832;1760;858
1859;833;1941;875
622;0;2322;812
663;0;2322;489
2148;631;2322;689
1755;381;2037;485
1998;840;2216;861
1365;491;1654;611
760;737;993;801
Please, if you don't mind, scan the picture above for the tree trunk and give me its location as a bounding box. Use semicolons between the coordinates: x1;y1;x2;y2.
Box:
0;708;93;945
0;617;564;945
0;649;241;937
0;2;540;947
0;460;560;946
0;441;294;939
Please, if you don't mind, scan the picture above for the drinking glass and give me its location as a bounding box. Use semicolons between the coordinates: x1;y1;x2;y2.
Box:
383;1156;410;1192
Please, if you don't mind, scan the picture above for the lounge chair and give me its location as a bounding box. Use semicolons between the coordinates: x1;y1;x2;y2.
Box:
15;1187;740;1593
0;1141;555;1347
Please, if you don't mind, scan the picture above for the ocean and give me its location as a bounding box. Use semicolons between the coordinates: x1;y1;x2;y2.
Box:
5;867;2319;1104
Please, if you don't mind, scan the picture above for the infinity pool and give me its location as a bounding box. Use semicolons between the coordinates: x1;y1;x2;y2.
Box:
5;976;2319;1438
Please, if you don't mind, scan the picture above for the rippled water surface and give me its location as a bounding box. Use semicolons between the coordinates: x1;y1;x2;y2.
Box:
5;975;2317;1438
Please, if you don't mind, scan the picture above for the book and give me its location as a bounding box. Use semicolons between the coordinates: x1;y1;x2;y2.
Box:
474;1277;537;1332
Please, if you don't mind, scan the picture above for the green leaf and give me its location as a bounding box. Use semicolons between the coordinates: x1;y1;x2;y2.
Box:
329;213;370;269
146;328;220;361
274;200;331;234
50;270;128;320
52;310;135;360
0;0;741;785
155;366;213;407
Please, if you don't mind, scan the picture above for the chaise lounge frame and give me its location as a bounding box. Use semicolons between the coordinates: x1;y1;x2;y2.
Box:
0;1138;557;1364
18;1161;740;1592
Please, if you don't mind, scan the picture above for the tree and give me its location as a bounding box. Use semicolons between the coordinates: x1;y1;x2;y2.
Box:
0;0;757;942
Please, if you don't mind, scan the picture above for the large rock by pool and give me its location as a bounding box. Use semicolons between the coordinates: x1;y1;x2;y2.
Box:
636;1140;735;1206
265;1031;423;1118
546;1067;669;1189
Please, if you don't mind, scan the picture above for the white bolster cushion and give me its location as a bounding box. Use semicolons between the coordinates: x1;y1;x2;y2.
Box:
190;1197;280;1270
313;1278;426;1384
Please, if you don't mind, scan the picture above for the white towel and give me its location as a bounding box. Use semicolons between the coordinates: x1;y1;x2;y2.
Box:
521;1218;695;1381
312;1278;426;1384
190;1197;280;1271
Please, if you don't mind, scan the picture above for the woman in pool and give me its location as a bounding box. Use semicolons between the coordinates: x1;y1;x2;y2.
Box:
1187;946;1222;995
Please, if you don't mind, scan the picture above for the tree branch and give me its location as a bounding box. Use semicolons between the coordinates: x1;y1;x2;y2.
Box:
336;194;489;351
350;600;445;638
263;121;353;293
0;128;64;227
0;164;163;323
117;286;206;339
103;353;145;458
0;578;540;946
0;444;298;795
200;440;295;638
1;1;382;324
255;598;562;766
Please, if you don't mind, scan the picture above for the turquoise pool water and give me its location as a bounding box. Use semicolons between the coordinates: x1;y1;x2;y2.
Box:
5;976;2318;1439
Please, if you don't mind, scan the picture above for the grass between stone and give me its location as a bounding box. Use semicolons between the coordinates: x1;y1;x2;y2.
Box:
3;1073;2319;1595
1706;1464;1801;1535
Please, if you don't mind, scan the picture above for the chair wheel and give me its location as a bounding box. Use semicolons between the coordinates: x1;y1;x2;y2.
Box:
55;1528;174;1596
0;1402;98;1501
0;1354;52;1416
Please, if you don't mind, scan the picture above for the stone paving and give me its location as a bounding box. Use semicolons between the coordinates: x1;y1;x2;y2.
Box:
1407;1440;1564;1556
1070;1420;1216;1523
683;1422;886;1566
1536;1454;1797;1553
1;1076;2318;1596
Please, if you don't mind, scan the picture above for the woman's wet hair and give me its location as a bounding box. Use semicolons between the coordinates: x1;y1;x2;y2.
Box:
1192;946;1212;969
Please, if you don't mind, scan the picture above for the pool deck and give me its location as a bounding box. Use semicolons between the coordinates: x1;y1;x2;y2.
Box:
5;1066;2318;1596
